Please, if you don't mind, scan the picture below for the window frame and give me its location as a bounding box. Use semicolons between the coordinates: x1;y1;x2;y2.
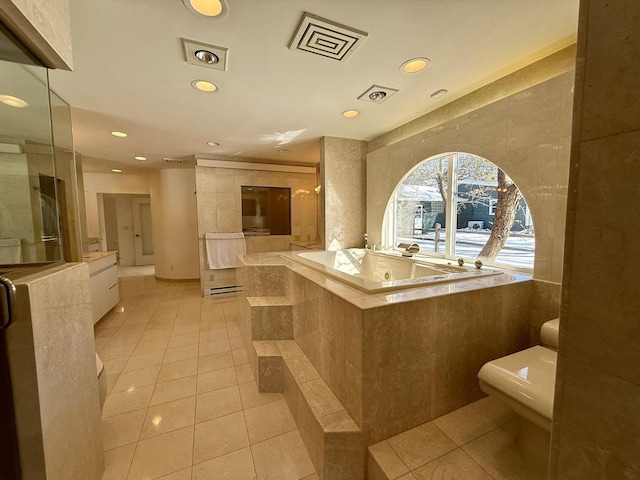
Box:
384;152;534;273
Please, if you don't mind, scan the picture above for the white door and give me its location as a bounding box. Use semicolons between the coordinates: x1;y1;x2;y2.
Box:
132;198;154;265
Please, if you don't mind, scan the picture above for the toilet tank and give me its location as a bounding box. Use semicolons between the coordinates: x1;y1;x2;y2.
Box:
0;239;22;264
540;318;560;349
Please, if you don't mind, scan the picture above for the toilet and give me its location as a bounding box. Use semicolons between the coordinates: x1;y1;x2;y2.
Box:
95;353;107;411
478;318;559;432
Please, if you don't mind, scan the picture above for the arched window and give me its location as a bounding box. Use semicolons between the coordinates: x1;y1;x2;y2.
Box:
383;152;534;270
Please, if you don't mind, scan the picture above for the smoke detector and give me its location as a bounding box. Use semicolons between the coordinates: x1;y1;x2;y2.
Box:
358;85;399;104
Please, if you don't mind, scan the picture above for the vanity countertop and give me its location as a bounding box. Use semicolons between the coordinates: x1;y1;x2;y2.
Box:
82;251;118;263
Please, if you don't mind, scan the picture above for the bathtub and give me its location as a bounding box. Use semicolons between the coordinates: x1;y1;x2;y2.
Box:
288;249;502;293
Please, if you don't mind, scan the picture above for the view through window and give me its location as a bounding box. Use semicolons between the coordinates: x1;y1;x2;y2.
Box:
387;153;534;269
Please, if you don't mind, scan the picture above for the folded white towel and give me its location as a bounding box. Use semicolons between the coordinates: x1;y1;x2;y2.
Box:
205;233;246;269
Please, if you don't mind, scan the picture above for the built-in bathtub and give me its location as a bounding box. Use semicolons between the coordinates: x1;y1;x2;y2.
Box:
288;248;502;293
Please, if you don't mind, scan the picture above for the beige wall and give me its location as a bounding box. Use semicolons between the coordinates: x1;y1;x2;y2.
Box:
150;169;199;280
83;173;150;238
195;163;317;292
366;49;575;284
550;1;640;477
0;0;73;69
320;137;367;250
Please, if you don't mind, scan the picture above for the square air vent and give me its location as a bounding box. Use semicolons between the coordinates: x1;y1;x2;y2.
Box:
289;12;368;62
357;85;399;104
182;38;228;71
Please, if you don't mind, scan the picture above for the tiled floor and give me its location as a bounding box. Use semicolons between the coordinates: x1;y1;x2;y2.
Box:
368;397;549;480
95;275;318;480
117;264;156;277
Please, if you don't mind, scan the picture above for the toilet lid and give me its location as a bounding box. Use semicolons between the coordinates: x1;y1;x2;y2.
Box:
95;353;104;376
478;346;556;421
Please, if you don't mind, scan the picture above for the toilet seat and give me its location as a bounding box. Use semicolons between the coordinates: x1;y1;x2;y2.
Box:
478;345;556;431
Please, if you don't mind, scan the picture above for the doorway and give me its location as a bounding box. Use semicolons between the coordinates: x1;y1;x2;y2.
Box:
101;194;154;267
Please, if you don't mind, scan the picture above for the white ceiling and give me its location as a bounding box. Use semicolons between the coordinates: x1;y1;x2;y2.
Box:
48;0;579;172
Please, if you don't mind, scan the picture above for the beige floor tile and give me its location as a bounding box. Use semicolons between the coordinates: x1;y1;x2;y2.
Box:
193;411;249;464
192;447;256;480
368;440;410;480
150;376;197;406
131;338;169;356
197;366;238;394
123;351;165;372
462;420;546;480
95;337;110;352
116;325;147;337
102;385;154;419
102;409;147;451
96;326;119;337
199;339;231;356
171;324;200;336
198;351;234;373
232;348;249;366
141;396;196;439
106;334;142;348
140;327;173;341
239;381;283;410
128;426;194;480
413;448;492;480
103;357;129;375
156;467;192;479
103;443;137;480
106;374;119;394
470;396;519;427
388;422;457;470
164;345;199;363
251;430;315;480
433;404;499;446
196;385;243;423
397;474;418;480
199;328;229;343
302;474;320;480
168;333;199;349
235;364;254;384
111;365;160;393
157;358;198;383
100;343;137;361
244;398;296;444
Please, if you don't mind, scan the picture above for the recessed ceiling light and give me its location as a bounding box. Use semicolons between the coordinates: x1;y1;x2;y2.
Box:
207;141;220;146
112;169;122;173
134;156;147;161
0;95;28;108
342;110;359;118
191;80;218;92
278;149;290;153
195;50;219;64
401;57;430;73
110;131;128;137
431;89;448;99
182;0;228;18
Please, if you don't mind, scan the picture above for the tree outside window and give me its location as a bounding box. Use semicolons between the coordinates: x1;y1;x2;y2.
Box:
387;153;534;269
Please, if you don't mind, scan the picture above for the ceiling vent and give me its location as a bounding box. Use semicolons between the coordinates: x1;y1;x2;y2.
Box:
182;38;228;71
358;85;399;104
163;157;184;165
289;12;368;62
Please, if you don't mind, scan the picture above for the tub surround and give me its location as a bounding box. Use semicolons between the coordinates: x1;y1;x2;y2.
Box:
237;251;533;478
6;263;103;479
366;53;575;285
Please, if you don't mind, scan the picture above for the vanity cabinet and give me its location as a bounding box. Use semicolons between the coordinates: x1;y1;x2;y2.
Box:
85;252;119;324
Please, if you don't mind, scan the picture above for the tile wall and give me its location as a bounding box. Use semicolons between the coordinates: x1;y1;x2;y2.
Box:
550;1;640;477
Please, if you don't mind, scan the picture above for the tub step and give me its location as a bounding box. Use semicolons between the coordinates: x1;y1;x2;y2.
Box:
246;296;293;340
252;340;364;480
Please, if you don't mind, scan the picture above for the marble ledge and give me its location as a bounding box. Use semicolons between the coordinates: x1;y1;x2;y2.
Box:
81;250;118;263
238;252;532;310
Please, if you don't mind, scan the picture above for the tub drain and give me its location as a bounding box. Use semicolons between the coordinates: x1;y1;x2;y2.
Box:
384;272;391;280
